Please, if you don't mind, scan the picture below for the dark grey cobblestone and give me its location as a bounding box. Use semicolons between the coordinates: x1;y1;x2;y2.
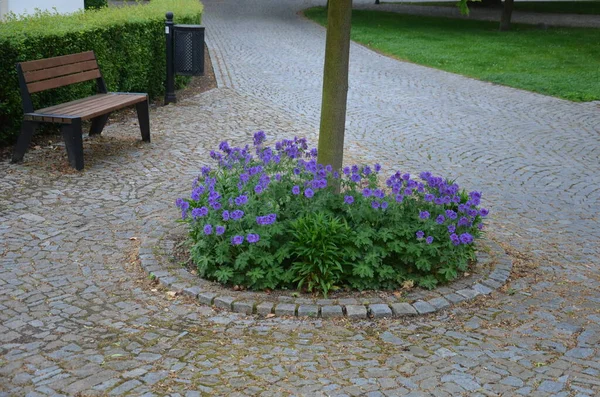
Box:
0;1;598;396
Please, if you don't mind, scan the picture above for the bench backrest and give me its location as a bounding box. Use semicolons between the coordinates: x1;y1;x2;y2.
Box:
16;51;107;113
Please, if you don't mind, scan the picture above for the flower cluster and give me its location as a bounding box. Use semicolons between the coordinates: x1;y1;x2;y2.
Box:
178;131;488;292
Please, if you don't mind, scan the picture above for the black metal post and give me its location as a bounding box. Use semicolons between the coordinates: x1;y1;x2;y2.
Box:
165;12;177;104
375;0;380;4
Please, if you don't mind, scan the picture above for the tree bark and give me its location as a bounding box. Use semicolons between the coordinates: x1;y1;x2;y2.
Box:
317;0;352;174
499;0;515;31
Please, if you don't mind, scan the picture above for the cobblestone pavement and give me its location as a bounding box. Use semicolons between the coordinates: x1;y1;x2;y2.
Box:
1;0;599;396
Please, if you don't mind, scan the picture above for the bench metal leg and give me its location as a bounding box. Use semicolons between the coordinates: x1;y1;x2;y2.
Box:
11;121;37;163
136;99;151;142
61;119;84;171
90;113;110;136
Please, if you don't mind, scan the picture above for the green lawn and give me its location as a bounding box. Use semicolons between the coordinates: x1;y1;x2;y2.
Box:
304;7;600;101
386;1;600;15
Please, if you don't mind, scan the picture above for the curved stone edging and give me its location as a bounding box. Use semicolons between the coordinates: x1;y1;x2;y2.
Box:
138;227;512;319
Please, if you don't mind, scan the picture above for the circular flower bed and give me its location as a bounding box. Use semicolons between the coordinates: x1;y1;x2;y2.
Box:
176;132;489;297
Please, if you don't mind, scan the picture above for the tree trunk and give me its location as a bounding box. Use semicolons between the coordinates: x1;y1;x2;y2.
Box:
499;0;514;31
317;0;352;174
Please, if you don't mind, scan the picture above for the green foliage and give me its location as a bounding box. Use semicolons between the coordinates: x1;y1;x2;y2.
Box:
289;212;352;297
84;0;108;10
304;7;600;102
0;0;202;145
390;1;600;15
180;133;488;296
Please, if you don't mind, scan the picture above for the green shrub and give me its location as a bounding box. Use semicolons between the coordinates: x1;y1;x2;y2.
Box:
0;0;203;145
179;132;489;296
84;0;108;10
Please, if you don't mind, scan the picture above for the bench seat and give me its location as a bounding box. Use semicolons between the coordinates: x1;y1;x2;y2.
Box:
25;93;148;124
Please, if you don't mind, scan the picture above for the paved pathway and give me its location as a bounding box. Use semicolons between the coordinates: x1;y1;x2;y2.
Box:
1;0;599;396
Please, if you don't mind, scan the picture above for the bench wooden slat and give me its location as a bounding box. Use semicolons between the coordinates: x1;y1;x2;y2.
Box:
24;60;99;84
20;51;96;72
38;94;113;115
27;69;102;94
30;93;147;121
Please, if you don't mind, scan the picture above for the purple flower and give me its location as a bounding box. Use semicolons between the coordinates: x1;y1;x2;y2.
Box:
362;188;372;197
381;201;388;210
351;165;359;174
351;174;361;183
256;214;277;225
480;208;489;217
343;166;351;175
363;165;372;175
416;230;425;239
436;215;445;224
234;195;248;206
374;163;381;172
404;188;413;196
395;194;404;203
304;188;314;198
275;173;282;181
325;164;333;173
371;201;380;209
231;210;244;220
176;198;185;208
374;189;385;199
253;130;266;146
419;211;430;220
210;202;222;210
292;185;300;195
216;225;225;235
247;233;260;243
448;224;456;234
477;223;484;230
231;235;244;245
450;233;460;246
426;236;434;244
460;233;474;244
458;217;470;227
344;195;354;205
222;210;230;221
424;194;434;202
254;185;263;194
201;166;211;176
180;201;190;211
445;210;457;219
203;224;213;235
192;207;208;219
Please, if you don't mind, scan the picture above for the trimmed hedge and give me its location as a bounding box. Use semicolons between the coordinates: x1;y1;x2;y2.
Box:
84;0;108;10
0;0;203;145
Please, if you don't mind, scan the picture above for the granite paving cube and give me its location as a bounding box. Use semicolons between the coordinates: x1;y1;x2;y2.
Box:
256;302;274;315
274;303;296;316
232;301;254;315
428;297;450;310
297;305;319;317
390;303;417;316
456;288;481;300
321;305;343;318
369;304;392;318
345;305;367;319
214;296;235;310
413;300;436;314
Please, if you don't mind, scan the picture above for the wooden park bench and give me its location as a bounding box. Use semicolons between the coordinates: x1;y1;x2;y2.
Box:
12;51;150;170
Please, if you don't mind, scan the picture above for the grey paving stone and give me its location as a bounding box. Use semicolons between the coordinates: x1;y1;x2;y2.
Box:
345;305;367;319
297;305;319;317
256;302;274;315
214;296;235;310
232;301;254;315
321;305;343;318
428;297;450;310
197;292;217;305
369;304;392;318
456;289;481;300
413;300;436;314
182;286;202;298
274;303;296;316
444;293;467;304
390;302;417;316
472;283;493;295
